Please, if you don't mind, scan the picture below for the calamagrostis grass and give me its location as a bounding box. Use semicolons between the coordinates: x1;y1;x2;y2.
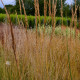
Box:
0;27;80;80
1;0;21;79
0;0;80;80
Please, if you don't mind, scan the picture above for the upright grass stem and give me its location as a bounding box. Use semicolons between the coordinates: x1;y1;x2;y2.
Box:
48;0;51;24
49;0;51;18
21;0;28;33
79;7;80;31
34;0;38;46
19;0;22;20
19;0;24;27
53;0;57;33
1;0;21;79
50;0;57;42
74;0;78;38
15;10;20;27
44;0;46;36
70;4;74;42
61;0;63;28
66;18;72;80
70;0;78;38
1;0;16;64
37;0;40;27
66;37;72;80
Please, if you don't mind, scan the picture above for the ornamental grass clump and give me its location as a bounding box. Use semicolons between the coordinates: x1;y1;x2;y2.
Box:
0;0;80;80
0;28;80;79
1;0;21;79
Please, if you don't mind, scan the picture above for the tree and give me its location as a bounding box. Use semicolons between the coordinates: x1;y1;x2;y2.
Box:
0;8;5;13
15;0;35;15
64;4;71;17
56;0;66;16
73;0;80;18
73;0;80;6
15;0;68;16
15;0;47;15
5;5;15;13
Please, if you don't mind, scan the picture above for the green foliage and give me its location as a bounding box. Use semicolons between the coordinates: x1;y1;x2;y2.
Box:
0;14;74;28
0;8;5;14
1;14;72;27
56;0;66;16
15;0;67;16
73;0;80;6
0;14;6;22
0;0;79;17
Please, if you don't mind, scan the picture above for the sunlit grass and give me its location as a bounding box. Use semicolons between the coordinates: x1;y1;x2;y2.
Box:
0;25;80;80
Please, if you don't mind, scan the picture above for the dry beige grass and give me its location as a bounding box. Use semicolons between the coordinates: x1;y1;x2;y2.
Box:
0;24;80;80
0;0;80;80
1;0;21;78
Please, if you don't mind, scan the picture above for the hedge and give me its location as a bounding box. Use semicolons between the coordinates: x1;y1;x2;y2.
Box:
0;14;79;28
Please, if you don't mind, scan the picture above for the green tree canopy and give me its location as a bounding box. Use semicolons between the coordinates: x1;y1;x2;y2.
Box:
15;0;67;16
0;8;5;13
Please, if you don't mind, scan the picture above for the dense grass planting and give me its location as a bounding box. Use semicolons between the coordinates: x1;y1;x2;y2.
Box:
0;14;72;28
0;0;80;79
0;25;80;80
0;14;79;28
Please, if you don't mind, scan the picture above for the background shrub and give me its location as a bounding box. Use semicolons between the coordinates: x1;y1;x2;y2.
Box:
0;14;79;28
